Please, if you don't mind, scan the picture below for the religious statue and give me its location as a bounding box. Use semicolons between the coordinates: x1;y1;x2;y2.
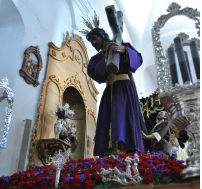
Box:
81;7;145;156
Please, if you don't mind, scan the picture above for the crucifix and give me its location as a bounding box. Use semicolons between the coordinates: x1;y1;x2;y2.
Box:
105;5;123;74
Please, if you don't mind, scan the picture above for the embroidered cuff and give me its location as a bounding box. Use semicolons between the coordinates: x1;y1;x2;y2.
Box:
152;132;161;142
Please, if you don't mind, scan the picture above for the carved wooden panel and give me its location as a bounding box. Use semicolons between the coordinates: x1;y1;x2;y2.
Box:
28;33;98;167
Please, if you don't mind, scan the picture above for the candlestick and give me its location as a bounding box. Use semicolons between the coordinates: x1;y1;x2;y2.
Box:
167;47;178;86
174;37;192;83
190;41;200;79
184;51;193;83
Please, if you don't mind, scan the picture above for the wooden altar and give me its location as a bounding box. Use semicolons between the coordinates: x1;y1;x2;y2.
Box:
28;33;99;167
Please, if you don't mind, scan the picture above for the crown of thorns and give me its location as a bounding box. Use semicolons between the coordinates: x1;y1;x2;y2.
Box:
80;11;99;36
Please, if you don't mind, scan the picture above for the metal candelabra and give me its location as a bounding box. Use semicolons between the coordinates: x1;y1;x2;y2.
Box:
159;82;200;179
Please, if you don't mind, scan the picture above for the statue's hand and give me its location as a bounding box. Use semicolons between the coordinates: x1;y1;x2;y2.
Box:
142;131;156;140
142;131;147;139
106;42;126;53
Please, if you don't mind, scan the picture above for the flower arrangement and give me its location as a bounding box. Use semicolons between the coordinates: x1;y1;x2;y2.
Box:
56;104;74;120
54;103;77;144
0;152;186;189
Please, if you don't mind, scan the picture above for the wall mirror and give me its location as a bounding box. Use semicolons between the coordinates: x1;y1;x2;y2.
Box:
151;2;200;94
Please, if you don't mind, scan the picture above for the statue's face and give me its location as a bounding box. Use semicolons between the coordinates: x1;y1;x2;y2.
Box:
89;34;104;52
156;111;168;122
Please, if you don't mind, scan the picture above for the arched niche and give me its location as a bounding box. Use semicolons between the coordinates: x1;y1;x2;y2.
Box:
63;86;86;159
28;33;98;167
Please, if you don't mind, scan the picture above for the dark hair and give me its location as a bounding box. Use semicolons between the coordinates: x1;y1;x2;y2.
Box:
86;28;110;41
178;130;189;143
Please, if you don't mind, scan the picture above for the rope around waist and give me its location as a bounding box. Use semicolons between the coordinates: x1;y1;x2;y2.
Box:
105;74;130;85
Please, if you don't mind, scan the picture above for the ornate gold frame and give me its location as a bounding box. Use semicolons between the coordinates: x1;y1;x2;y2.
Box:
19;46;42;87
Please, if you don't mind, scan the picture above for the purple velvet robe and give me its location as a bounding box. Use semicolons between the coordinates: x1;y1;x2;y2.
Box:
87;43;144;156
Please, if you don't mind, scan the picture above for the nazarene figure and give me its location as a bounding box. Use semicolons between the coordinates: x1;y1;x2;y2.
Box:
142;111;172;157
81;11;144;156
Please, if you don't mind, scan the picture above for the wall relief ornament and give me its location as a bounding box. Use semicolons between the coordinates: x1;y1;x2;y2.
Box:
87;108;96;123
62;73;87;106
19;46;42;87
151;2;200;94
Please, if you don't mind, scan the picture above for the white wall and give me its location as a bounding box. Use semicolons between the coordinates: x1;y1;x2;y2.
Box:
0;0;25;176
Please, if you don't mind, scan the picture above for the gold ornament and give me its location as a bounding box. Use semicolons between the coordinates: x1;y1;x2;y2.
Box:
80;11;99;36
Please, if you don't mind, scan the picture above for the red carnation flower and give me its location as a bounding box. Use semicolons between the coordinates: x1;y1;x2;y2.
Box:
143;174;154;184
10;180;18;186
72;181;81;188
61;183;71;189
79;158;84;162
94;174;101;181
74;167;79;173
171;166;181;176
0;183;6;189
92;164;101;172
26;180;36;187
108;158;115;164
143;169;153;183
73;174;80;181
35;176;42;183
85;179;96;188
138;166;145;172
152;160;161;164
88;158;94;164
144;169;152;177
160;98;167;104
41;181;48;189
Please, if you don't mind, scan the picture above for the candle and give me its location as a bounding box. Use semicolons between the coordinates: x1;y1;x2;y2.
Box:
184;51;193;83
167;47;178;86
190;41;200;79
174;37;192;83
